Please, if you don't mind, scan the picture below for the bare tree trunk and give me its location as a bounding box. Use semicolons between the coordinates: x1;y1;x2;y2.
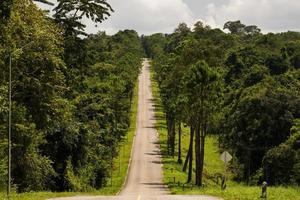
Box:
195;123;201;186
196;87;205;186
177;123;182;164
199;121;207;186
166;115;170;155
187;125;194;183
182;139;191;172
171;120;176;158
199;134;205;186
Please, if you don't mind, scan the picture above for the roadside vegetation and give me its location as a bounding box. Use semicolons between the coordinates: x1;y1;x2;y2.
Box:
146;20;300;199
0;82;139;200
150;61;300;200
0;0;143;196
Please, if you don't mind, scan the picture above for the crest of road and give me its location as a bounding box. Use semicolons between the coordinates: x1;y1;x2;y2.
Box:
50;60;221;200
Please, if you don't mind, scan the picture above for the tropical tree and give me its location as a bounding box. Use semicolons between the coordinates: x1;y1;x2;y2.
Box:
183;60;219;186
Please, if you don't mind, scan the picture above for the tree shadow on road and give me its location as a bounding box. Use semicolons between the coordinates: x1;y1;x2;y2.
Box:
141;182;168;190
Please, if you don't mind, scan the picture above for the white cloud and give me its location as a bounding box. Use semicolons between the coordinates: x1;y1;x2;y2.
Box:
204;0;300;32
89;0;195;35
37;0;300;34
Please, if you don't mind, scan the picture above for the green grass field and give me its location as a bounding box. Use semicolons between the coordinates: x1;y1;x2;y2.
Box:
0;82;139;200
150;64;300;200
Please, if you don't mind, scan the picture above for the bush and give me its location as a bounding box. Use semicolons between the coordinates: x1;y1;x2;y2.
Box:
263;119;300;185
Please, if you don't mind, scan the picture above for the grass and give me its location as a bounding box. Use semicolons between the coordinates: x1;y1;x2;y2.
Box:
150;63;300;200
96;80;139;195
0;82;139;200
0;192;85;200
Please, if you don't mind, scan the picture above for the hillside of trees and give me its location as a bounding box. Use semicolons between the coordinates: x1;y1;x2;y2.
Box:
144;21;300;186
0;0;143;192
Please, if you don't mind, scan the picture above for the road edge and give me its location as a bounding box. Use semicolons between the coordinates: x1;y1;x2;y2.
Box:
116;60;143;195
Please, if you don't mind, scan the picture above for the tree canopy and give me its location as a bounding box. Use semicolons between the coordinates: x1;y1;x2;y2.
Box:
0;0;143;192
147;20;300;186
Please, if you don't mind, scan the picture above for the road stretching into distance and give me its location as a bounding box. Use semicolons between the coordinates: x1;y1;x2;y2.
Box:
50;59;221;200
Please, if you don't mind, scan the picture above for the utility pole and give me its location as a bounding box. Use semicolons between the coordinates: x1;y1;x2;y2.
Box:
7;41;34;200
7;53;12;200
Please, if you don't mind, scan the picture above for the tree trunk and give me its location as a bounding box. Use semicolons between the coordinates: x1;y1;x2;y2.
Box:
166;115;170;155
171;120;176;158
182;144;190;172
195;123;201;186
199;134;205;186
187;126;194;183
196;87;206;186
177;123;182;164
246;150;251;185
198;121;207;186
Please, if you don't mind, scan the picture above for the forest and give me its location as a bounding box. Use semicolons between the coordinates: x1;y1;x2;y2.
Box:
0;0;299;197
143;21;300;187
0;0;143;193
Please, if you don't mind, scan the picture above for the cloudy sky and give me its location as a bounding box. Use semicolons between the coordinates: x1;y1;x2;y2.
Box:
39;0;300;35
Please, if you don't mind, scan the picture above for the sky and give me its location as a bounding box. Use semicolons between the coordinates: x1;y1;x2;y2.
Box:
38;0;300;35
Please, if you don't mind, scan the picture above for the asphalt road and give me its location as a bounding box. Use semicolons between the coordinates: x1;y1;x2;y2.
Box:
50;59;221;200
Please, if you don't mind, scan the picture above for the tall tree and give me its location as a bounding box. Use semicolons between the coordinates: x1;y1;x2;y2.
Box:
183;60;219;186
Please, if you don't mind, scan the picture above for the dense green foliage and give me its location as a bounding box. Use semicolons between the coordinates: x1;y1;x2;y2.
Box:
150;67;300;200
1;0;299;196
263;119;300;185
0;0;143;193
145;21;300;186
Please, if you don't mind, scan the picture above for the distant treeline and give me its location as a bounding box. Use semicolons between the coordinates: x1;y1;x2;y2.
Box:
0;0;144;192
144;20;300;186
